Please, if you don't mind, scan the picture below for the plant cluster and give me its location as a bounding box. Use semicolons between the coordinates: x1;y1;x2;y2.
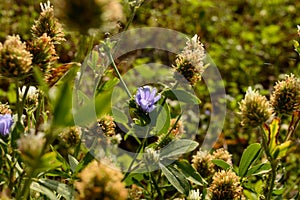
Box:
0;0;299;200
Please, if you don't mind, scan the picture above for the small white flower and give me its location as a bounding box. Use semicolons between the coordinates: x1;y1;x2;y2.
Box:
187;189;202;200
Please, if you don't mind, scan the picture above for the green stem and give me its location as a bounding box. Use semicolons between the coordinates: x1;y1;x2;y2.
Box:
266;161;277;200
122;127;150;181
259;126;277;200
151;172;163;200
106;49;132;98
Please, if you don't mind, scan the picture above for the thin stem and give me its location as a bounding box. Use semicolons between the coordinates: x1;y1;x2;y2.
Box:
285;111;300;142
122;126;150;181
124;6;137;32
259;126;277;200
106;48;132;98
151;172;163;200
266;161;277;200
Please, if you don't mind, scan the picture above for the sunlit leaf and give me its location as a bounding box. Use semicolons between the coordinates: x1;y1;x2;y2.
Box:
238;143;261;178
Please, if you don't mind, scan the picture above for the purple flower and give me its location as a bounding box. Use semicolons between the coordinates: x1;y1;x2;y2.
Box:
135;86;161;113
0;114;13;136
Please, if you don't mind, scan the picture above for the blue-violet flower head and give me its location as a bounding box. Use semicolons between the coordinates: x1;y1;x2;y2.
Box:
135;86;161;113
0;114;13;136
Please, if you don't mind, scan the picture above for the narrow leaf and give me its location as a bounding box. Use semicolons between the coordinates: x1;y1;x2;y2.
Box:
31;182;57;200
175;160;207;185
212;159;231;170
246;162;271;177
163;89;201;104
160;163;190;195
68;154;79;173
39;179;75;200
238;143;261;178
160;139;198;159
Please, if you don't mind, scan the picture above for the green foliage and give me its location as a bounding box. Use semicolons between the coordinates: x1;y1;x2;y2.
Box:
0;0;300;199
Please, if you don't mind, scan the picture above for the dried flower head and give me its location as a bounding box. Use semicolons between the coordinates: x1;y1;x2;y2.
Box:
239;87;273;127
26;33;58;73
31;1;65;44
191;149;215;178
17;132;46;166
212;148;232;165
98;115;116;137
75;160;127;200
270;74;300;115
0;35;32;78
169;118;185;137
59;126;82;147
0;103;12;115
298;25;300;37
174;34;207;85
208;170;243;200
128;184;143;200
53;0;124;34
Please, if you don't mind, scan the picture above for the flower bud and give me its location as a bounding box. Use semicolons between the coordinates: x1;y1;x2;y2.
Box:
0;35;32;78
270;74;300;115
239;87;273;127
208;170;243;200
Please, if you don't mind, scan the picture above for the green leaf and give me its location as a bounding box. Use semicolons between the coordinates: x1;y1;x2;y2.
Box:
272;140;292;159
39;179;75;200
163;89;201;104
212;159;231;170
75;152;94;173
268;118;281;153
238;143;261;178
31;182;57;200
175;160;207;185
112;107;128;124
50;145;69;171
160;163;190;195
52;77;74;127
160;139;199;159
37;152;62;172
68;155;79;173
152;103;170;135
246;162;271;177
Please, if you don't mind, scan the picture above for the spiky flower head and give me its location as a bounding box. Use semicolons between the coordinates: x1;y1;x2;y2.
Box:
208;170;243;200
53;0;124;34
98;115;116;137
212;148;232;165
17;132;46;167
270;74;300;115
0;103;12;115
174;34;207;85
239;87;273;127
59;126;82;147
26;33;58;73
128;184;143;200
75;160;127;200
31;1;65;44
191;149;215;178
0;35;32;78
